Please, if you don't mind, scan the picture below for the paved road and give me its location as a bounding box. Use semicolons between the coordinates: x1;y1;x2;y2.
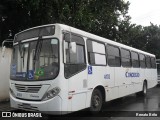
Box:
1;85;160;120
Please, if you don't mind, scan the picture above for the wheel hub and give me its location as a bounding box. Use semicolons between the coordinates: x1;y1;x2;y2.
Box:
93;95;100;107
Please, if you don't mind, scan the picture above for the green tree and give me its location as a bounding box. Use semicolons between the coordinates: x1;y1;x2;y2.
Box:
16;0;130;37
143;24;160;58
121;23;160;58
0;0;17;44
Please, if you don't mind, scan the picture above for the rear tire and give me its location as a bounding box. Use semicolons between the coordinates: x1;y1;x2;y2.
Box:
136;81;147;96
142;82;147;96
90;89;103;113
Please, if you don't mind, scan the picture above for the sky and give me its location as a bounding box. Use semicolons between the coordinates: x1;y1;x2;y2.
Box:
127;0;160;26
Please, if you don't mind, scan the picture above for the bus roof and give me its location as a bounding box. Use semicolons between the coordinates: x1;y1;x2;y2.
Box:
15;23;155;57
57;24;155;57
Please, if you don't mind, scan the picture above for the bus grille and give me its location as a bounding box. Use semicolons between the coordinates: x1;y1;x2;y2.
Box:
15;84;42;93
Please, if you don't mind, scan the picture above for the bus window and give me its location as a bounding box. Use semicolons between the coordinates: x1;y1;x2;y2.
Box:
65;42;85;64
157;64;160;75
151;57;156;68
29;39;59;80
64;33;86;78
121;48;131;67
131;51;140;68
139;54;146;68
107;45;121;67
87;40;106;66
146;56;151;68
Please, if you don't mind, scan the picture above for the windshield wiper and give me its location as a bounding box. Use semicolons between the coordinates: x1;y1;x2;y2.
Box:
33;36;43;70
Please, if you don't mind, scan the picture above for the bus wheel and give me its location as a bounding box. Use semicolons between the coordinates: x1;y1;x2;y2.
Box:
136;81;147;96
90;89;102;112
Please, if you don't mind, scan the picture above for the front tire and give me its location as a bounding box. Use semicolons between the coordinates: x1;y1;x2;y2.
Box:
90;89;103;112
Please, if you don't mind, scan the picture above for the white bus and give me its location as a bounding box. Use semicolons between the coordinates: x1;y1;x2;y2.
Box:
9;24;157;114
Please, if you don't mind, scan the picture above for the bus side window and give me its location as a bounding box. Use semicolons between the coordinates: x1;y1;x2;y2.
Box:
107;44;121;67
121;48;131;67
146;56;151;68
87;39;106;66
140;54;146;68
63;33;86;78
157;64;160;74
151;57;156;69
131;51;140;68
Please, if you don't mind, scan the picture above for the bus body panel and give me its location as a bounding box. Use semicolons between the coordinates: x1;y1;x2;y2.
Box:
10;93;62;114
68;68;88;111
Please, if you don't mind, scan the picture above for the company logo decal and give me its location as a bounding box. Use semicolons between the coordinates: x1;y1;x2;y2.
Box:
125;72;140;77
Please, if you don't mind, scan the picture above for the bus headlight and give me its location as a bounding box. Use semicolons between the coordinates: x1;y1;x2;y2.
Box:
42;87;60;101
10;88;16;98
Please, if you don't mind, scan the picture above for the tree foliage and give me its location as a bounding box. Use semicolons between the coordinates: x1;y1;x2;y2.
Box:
0;0;130;41
0;0;160;58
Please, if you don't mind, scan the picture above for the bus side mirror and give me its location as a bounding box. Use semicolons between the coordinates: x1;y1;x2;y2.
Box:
69;42;76;53
2;46;6;57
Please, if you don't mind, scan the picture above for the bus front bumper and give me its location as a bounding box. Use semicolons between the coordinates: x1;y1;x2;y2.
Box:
10;94;63;115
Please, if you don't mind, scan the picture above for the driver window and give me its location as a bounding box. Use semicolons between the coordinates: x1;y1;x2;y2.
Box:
64;33;86;78
64;34;85;64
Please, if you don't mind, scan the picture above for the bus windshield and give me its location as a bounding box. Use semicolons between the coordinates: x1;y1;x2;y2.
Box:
10;38;59;81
